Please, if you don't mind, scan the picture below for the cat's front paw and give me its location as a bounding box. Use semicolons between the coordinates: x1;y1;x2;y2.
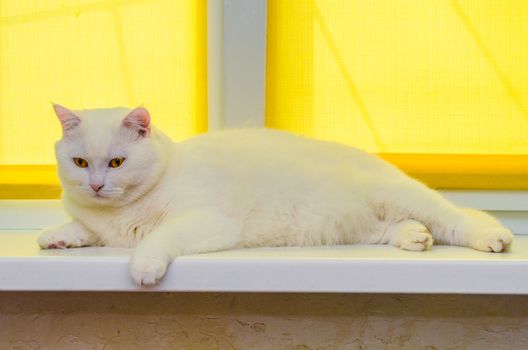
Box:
468;226;513;253
38;223;94;249
129;254;170;286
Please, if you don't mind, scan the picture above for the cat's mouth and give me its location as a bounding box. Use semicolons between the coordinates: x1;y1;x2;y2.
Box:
92;190;122;201
73;184;124;201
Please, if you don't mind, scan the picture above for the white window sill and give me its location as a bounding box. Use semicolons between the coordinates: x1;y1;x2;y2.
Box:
1;194;527;293
1;230;527;294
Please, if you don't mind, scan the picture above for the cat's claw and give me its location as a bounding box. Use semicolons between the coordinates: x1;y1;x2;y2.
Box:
129;255;169;286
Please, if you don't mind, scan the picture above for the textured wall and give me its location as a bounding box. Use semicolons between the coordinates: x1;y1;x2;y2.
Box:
1;292;527;349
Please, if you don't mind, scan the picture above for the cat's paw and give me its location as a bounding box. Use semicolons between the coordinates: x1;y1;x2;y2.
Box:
390;220;433;251
468;225;513;253
129;254;169;286
38;223;94;249
458;209;514;253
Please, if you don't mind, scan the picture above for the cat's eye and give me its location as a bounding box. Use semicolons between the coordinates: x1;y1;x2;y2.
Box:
109;157;126;168
73;157;88;168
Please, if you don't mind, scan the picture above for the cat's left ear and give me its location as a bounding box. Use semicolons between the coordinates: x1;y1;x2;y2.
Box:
122;107;151;138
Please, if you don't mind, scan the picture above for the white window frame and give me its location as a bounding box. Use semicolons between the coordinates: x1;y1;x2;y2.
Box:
207;0;267;129
1;1;528;295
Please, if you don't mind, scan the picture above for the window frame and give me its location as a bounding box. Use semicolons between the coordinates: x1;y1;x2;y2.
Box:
207;0;267;129
1;1;527;296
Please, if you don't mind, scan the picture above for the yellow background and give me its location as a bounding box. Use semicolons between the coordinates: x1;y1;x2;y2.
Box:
0;0;206;198
0;0;206;165
267;0;528;155
2;0;528;197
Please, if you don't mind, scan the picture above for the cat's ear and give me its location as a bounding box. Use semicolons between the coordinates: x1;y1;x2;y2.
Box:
122;107;151;138
53;104;81;134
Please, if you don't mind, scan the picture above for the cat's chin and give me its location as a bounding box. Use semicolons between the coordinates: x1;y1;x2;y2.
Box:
89;191;127;203
65;190;121;208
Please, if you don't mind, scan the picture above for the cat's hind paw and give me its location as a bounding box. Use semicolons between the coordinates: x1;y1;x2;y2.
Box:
389;220;433;251
469;226;513;253
458;209;514;253
129;254;169;286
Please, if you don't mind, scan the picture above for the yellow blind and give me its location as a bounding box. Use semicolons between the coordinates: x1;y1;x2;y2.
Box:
0;0;206;198
266;0;528;188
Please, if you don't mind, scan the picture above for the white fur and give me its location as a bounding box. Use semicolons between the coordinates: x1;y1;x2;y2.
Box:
39;107;514;285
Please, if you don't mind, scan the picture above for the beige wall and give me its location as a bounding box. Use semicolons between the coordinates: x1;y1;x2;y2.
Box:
1;292;527;349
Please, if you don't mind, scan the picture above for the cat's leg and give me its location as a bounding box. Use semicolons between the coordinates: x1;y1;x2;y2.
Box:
377;179;513;252
129;209;241;286
38;220;98;249
385;219;433;251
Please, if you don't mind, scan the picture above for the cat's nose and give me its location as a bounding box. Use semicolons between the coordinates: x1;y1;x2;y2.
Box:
90;183;104;192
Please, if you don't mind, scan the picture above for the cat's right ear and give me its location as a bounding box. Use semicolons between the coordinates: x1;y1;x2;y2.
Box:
53;104;81;135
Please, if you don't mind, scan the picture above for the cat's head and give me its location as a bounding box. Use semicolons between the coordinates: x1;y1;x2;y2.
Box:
53;104;168;207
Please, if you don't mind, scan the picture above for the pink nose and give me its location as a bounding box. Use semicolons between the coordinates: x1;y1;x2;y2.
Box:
90;183;104;192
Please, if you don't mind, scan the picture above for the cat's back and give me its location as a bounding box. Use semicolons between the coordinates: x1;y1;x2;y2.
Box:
181;128;300;154
178;128;397;176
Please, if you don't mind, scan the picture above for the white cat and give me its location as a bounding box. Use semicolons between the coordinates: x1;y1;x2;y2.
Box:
39;105;514;285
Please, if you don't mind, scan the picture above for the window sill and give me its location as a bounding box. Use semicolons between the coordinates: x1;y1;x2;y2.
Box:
1;231;527;294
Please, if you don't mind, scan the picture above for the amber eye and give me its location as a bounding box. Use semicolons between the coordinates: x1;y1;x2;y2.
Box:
109;157;125;168
73;158;88;168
